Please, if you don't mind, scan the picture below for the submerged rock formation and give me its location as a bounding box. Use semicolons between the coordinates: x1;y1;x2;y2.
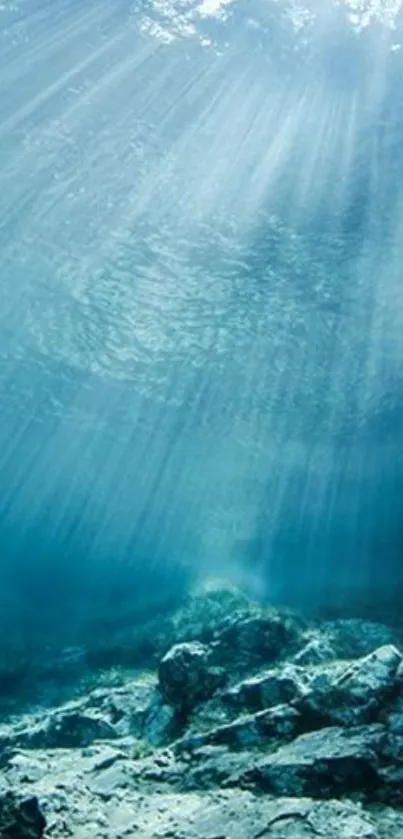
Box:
1;585;403;838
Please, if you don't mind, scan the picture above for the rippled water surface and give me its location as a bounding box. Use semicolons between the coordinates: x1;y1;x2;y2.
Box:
1;0;403;611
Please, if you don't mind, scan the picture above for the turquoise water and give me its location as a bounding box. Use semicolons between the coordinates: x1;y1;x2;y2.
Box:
0;0;402;622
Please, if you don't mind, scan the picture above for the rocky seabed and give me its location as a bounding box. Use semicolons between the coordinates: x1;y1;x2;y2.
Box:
1;586;403;839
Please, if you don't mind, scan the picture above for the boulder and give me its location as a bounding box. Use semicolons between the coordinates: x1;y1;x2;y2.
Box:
158;642;227;712
16;709;117;750
211;613;301;670
141;693;180;745
296;645;402;728
176;704;301;752
85;679;157;737
0;792;46;839
222;664;308;712
239;724;386;797
293;635;337;666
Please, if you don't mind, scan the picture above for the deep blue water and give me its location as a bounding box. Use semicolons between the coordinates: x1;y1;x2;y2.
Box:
0;0;403;631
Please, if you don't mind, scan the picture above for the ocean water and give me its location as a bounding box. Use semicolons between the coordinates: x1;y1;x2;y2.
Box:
0;0;403;643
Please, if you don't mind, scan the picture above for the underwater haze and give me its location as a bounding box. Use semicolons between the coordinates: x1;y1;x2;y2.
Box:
0;0;403;634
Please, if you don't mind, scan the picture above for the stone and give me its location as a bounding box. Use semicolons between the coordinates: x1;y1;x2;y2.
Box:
142;693;180;745
0;791;46;839
239;724;387;797
293;635;337;666
333;645;402;700
88;763;130;800
296;645;402;728
16;709;117;749
179;746;258;791
158;643;227;712
86;680;156;735
212;613;301;669
222;664;308;712
176;704;301;752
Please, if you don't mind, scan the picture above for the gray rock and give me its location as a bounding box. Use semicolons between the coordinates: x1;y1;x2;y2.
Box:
294;636;337;666
88;763;130;800
16;709;117;749
158;642;227;711
333;645;402;699
297;645;402;727
239;724;387;797
180;746;258;791
0;791;46;839
212;613;301;669
223;664;308;712
176;704;300;752
83;745;125;773
86;680;156;735
142;693;179;745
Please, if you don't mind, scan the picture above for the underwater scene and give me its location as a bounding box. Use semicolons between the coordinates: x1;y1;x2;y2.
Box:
1;0;403;836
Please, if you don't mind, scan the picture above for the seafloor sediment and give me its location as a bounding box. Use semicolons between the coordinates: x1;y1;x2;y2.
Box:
1;584;403;839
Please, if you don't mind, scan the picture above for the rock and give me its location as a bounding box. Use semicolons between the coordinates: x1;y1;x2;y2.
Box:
16;709;117;749
86;680;156;735
158;643;227;712
297;645;403;728
176;705;301;752
238;724;386;797
142;693;180;745
212;613;301;670
222;664;308;712
333;645;402;700
83;745;125;773
179;746;259;791
294;635;337;666
0;791;46;839
88;763;130;800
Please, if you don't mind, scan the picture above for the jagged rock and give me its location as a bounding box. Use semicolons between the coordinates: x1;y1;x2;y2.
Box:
0;791;46;839
82;745;126;773
296;645;403;727
141;693;180;745
238;724;386;797
333;645;402;699
222;664;308;712
294;635;337;666
179;746;259;791
86;680;156;732
84;677;179;745
186;695;233;734
158;642;227;712
16;709;117;749
211;613;301;670
176;704;301;752
88;763;130;800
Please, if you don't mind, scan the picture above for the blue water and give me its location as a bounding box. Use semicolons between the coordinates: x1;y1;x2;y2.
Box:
0;0;403;627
